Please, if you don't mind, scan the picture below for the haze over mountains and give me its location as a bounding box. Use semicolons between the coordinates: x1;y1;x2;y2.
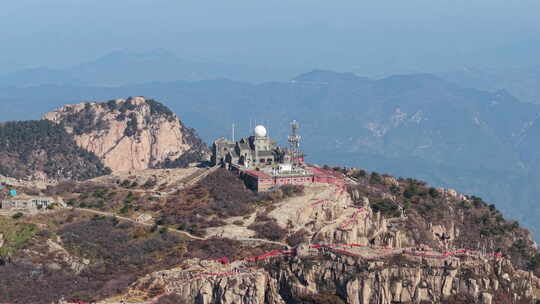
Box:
3;48;540;103
0;49;294;86
440;65;540;104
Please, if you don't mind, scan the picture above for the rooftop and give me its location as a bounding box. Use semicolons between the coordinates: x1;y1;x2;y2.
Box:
245;170;272;179
308;166;342;178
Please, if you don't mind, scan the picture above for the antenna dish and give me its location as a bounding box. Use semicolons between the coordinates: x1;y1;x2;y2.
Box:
254;125;267;137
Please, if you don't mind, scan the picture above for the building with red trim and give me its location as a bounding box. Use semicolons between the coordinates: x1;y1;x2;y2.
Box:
213;124;341;192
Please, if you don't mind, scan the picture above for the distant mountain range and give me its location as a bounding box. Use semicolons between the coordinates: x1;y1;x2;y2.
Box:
3;48;540;105
0;49;295;86
2;70;540;236
440;65;540;104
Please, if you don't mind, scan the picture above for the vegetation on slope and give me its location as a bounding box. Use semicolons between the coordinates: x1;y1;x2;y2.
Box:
0;211;185;303
343;167;540;276
159;169;259;236
0;120;111;180
0;209;281;303
0;218;37;257
46;168;303;239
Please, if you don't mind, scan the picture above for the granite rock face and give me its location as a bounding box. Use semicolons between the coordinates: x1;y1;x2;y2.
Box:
117;185;540;304
44;97;208;172
98;170;540;304
123;252;539;304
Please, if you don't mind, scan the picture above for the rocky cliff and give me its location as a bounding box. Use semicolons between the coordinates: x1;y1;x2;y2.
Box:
112;169;540;304
43;97;209;172
3;167;539;303
127;251;539;304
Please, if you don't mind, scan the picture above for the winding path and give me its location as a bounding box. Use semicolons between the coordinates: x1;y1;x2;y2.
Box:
234;237;291;249
75;207;206;240
75;166;222;240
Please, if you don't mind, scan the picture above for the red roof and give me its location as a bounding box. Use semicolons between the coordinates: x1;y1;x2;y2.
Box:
308;166;341;178
244;170;272;179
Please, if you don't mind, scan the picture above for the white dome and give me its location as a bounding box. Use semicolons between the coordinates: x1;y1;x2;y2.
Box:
254;125;267;137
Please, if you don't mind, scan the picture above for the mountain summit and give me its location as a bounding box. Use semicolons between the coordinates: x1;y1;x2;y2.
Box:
43;97;209;172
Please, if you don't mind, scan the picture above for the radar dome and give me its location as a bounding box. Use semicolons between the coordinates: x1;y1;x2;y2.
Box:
254;125;267;137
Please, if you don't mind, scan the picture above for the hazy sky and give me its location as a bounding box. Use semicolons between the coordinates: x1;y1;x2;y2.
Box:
2;0;540;75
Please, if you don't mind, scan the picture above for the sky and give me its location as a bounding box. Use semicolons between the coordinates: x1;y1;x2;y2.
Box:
2;0;540;76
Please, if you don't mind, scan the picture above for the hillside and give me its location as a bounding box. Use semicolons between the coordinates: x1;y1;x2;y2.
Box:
43;97;209;172
1;167;539;303
3;72;540;237
0;120;110;182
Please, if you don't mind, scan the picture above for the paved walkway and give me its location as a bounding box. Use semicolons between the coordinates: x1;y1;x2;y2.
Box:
235;237;291;249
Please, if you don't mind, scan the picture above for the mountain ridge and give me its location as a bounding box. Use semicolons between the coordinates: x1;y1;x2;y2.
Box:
0;49;293;86
2;165;539;303
2;72;540;238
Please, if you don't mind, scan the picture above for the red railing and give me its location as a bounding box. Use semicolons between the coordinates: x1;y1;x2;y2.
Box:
339;208;366;230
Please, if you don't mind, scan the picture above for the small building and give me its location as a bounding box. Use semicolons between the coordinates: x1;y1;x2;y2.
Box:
241;170;275;192
1;195;54;212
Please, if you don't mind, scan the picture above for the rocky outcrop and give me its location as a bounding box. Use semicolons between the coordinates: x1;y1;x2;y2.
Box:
46;238;90;274
91;167;540;304
114;183;540;303
44;97;209;172
122;251;540;304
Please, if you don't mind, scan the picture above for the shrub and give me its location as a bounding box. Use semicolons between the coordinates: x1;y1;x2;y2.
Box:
155;293;187;304
371;199;400;217
249;221;287;241
389;184;401;195
297;293;345;304
287;229;308;247
470;195;485;208
11;212;23;220
369;172;383;185
187;238;244;260
403;185;417;199
143;178;157;189
264;189;284;202
351;169;367;179
281;184;305;197
428;187;440;198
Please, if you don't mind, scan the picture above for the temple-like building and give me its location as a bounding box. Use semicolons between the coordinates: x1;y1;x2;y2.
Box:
212;123;340;191
212;125;300;169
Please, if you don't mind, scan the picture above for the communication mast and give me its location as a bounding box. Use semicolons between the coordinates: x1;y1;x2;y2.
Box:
288;120;302;166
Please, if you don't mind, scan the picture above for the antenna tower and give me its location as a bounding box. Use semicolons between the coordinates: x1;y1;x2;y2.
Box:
288;120;302;166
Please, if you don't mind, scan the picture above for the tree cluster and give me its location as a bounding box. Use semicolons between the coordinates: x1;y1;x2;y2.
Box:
0;120;110;180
